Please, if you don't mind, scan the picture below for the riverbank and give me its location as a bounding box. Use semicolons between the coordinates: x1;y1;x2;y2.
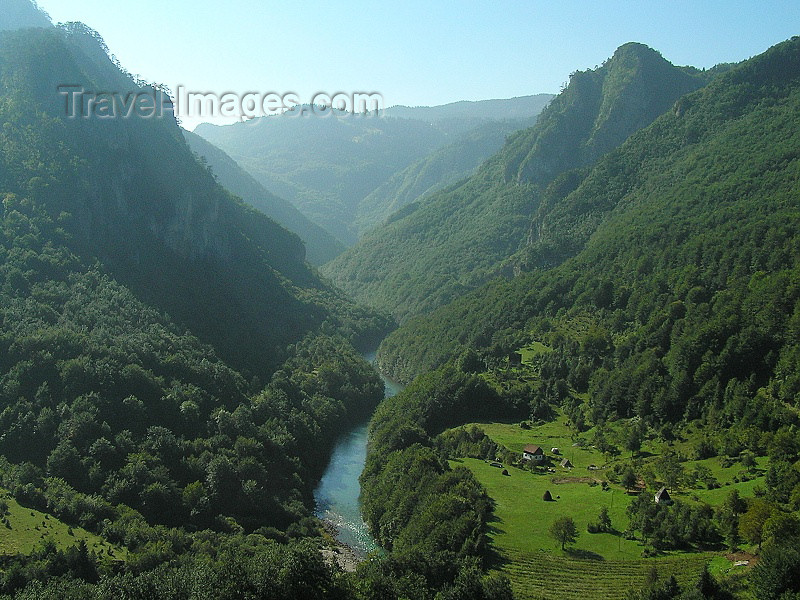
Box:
313;351;404;570
320;519;364;573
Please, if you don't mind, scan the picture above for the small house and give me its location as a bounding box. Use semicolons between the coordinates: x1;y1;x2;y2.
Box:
509;351;523;366
655;487;673;505
560;458;573;468
523;444;544;461
543;490;553;501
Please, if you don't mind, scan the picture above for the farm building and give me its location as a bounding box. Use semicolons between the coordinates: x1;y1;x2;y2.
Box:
523;444;544;461
551;447;560;454
655;487;673;505
560;458;573;468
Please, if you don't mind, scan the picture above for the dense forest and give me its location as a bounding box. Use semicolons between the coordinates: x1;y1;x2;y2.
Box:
353;36;800;599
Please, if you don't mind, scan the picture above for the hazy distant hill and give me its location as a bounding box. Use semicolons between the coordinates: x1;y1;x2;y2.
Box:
0;0;52;31
195;95;553;245
381;94;553;121
182;130;345;264
323;43;714;322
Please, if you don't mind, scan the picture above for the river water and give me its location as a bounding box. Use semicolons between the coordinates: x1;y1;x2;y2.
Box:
313;352;403;557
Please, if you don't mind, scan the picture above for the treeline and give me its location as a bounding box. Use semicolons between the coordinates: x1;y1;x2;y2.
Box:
0;537;348;600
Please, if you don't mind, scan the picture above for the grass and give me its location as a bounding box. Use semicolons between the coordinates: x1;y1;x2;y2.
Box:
499;549;710;600
452;457;640;557
0;490;125;560
451;418;765;599
478;419;606;469
519;341;552;366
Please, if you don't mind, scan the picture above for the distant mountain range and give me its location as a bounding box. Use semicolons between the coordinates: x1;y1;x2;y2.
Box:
353;117;539;235
195;94;553;245
380;95;555;121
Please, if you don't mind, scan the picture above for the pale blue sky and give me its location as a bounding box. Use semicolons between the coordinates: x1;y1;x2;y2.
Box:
37;0;800;129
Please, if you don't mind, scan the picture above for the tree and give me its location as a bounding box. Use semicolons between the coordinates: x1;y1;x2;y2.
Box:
625;422;645;456
763;512;800;546
738;499;775;551
655;451;684;490
549;516;579;550
621;466;638;490
718;489;747;550
750;538;800;600
740;450;757;471
597;506;613;532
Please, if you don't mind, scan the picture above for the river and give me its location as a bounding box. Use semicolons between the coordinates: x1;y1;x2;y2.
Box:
313;351;403;557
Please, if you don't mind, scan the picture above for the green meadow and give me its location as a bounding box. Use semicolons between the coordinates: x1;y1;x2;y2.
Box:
0;490;124;560
451;418;766;600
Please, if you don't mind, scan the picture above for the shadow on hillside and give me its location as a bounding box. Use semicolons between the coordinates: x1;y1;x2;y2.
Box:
483;514;510;569
565;548;605;561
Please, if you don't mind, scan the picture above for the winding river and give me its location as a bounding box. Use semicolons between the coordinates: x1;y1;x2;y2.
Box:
313;352;403;557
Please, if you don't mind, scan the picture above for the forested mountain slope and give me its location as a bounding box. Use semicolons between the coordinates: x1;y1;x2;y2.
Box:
323;43;716;323
0;0;51;31
354;117;538;235
182;130;345;265
0;17;393;547
0;24;388;377
195;95;552;245
377;35;800;441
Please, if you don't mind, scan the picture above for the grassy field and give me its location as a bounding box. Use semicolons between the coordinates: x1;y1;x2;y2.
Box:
0;490;124;560
452;457;641;558
499;548;710;600
451;418;764;600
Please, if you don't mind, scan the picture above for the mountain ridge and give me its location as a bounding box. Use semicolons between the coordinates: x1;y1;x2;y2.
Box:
376;36;800;395
323;42;714;323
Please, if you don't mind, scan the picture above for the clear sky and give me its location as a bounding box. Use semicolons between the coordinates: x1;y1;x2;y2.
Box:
37;0;800;130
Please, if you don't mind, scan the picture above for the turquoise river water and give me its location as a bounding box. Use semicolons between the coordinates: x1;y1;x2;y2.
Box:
313;353;403;557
